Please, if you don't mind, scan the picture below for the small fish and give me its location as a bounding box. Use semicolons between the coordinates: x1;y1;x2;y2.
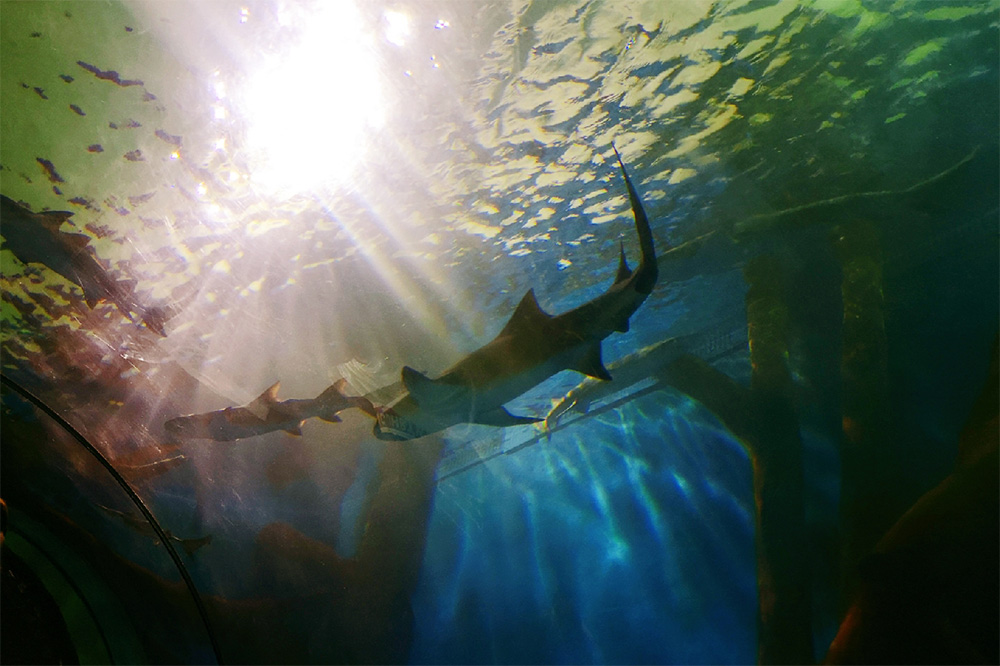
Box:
109;443;188;481
96;503;213;556
165;379;377;441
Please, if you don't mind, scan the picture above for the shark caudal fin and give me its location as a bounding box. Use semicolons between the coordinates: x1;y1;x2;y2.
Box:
317;378;378;421
612;144;658;295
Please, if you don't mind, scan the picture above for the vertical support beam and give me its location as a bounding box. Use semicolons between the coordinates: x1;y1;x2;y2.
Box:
350;437;446;663
745;255;813;665
834;221;891;596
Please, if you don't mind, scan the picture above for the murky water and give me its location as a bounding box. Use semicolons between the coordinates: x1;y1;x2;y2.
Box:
2;1;997;663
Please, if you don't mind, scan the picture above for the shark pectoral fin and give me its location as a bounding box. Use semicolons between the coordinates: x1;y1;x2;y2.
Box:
497;289;552;339
574;344;612;380
401;366;437;406
614;319;630;334
474;407;542;428
401;366;459;407
284;422;305;436
246;381;281;420
317;413;342;423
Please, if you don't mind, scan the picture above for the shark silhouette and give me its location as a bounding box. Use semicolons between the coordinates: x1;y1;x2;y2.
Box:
0;195;169;335
96;503;213;557
374;147;658;441
165;379;377;441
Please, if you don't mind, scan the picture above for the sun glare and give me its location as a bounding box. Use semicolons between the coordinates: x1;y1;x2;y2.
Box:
242;3;384;195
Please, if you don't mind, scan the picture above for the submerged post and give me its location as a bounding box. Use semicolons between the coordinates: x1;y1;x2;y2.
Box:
349;437;446;663
744;255;813;665
833;220;892;599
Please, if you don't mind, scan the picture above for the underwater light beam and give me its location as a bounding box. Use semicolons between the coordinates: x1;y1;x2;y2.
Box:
242;3;385;194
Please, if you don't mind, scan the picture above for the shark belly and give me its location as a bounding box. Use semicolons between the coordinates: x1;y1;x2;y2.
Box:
376;342;594;440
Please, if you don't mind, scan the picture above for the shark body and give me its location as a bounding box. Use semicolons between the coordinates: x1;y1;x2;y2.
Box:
97;503;213;557
374;147;658;441
165;379;376;441
1;195;169;335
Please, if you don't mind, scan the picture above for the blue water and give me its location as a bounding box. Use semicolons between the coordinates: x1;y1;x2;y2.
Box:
413;393;756;664
1;0;998;663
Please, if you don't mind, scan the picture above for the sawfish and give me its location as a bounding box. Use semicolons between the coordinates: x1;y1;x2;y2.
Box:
374;146;658;440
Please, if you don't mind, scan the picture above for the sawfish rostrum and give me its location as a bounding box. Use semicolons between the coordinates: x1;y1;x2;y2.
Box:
374;147;658;441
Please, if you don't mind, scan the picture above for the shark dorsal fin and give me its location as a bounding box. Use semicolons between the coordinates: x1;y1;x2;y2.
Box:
498;289;552;340
615;241;631;284
38;210;76;234
246;381;280;420
573;344;612;381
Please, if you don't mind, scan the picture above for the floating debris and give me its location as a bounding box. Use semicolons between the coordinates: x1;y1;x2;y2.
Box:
87;144;104;153
69;104;86;116
33;87;48;100
124;149;145;162
60;74;74;83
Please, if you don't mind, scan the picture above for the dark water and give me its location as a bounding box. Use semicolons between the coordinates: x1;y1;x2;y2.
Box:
1;1;997;664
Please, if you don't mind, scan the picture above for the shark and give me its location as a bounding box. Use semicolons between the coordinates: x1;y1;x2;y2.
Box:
0;195;169;335
165;379;377;441
96;503;213;557
374;146;658;441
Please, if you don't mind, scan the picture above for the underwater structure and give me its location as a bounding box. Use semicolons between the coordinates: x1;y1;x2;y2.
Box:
2;1;998;664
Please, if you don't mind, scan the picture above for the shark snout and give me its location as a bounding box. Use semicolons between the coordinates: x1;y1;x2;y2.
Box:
164;416;200;438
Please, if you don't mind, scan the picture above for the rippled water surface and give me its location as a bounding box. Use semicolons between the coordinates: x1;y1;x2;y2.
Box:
2;1;997;663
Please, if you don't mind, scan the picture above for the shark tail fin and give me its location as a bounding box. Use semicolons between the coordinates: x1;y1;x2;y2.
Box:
612;143;658;294
315;380;348;422
317;378;377;421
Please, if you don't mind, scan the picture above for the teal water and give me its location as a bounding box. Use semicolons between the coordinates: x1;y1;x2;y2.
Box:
1;1;997;663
